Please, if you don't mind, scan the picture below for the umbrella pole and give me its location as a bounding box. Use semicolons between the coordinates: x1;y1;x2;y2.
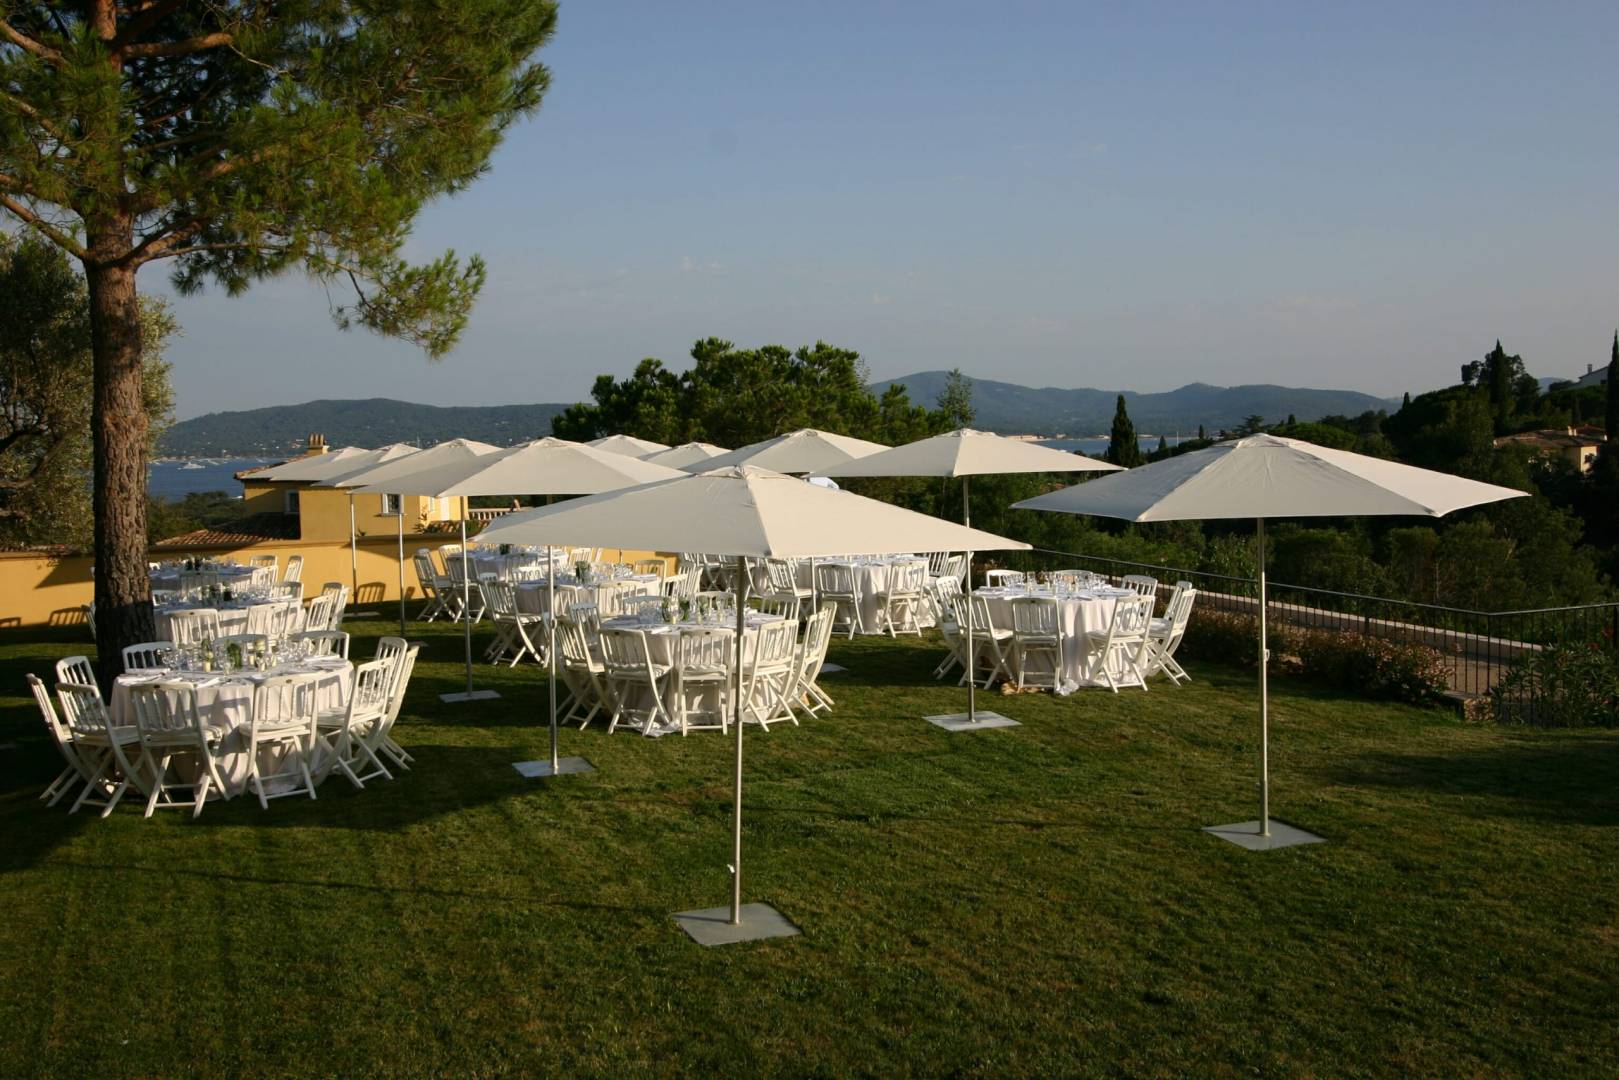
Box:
438;514;499;702
1257;517;1270;837
732;555;747;925
964;476;974;722
549;555;559;772
396;508;406;637
349;496;359;597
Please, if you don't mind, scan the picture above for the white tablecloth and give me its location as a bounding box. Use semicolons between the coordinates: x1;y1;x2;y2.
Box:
110;659;353;796
794;557;935;634
154;600;302;641
470;550;562;581
516;575;660;618
975;587;1132;692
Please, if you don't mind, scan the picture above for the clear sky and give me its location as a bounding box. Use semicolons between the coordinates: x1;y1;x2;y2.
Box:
158;1;1619;418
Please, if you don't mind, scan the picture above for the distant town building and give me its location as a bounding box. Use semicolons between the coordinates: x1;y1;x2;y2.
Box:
1493;426;1605;473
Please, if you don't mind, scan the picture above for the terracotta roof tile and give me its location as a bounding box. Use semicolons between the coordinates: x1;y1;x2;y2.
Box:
152;512;300;549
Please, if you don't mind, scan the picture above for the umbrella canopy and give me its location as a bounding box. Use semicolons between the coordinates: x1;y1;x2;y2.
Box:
692;428;888;475
1011;434;1523;520
322;437;500;490
353;437;683;497
1011;434;1526;849
478;464;1026;557
586;434;671;458
823;427;1123;479
248;445;378;482
643;441;730;469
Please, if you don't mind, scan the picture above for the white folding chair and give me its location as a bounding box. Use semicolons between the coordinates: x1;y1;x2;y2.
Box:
29;674;96;808
413;549;453;621
670;628;733;734
56;680;144;816
296;630;350;659
791;603;837;717
742;618;799;729
984;569;1025;588
281;555;303;583
598;628;674;735
129;681;229;818
1122;574;1159;599
167;609;221;647
812;562;862;638
250;554;278;574
966;595;1017;689
122;641;175;673
762;559;812;611
482;579;545;666
753;596;800;624
303;594;336;634
873;560;927;638
373;644;420;771
557;618;610;729
1082;594;1155;692
246;673;322;808
316;659;394;789
1010;596;1063;690
1144;582;1197;684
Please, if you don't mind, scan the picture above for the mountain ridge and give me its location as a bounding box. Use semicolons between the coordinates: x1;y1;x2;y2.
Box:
159;376;1400;456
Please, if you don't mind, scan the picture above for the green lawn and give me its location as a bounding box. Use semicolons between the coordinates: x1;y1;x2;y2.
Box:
1;615;1615;1077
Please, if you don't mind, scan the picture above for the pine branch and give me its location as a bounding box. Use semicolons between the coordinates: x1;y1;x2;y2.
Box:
0;19;66;66
0;196;88;259
119;31;235;59
111;0;187;48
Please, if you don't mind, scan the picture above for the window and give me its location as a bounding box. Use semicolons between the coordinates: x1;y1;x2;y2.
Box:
283;490;299;515
382;493;402;515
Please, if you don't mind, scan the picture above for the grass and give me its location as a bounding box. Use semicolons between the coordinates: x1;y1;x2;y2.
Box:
0;613;1616;1077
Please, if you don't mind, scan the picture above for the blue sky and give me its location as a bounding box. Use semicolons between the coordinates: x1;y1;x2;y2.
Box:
160;1;1619;417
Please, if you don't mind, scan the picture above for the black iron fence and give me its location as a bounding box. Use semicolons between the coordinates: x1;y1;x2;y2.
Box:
987;546;1619;702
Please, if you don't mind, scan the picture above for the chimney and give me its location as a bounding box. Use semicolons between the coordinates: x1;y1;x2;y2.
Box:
305;433;328;457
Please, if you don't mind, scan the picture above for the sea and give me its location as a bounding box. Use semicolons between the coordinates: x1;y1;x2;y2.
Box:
148;458;275;500
1039;436;1191;457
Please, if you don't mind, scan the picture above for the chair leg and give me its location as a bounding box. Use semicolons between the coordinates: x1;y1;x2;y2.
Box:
143;751;172;818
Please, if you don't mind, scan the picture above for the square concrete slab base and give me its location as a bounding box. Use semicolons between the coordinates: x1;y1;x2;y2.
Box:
818;663;846;674
1204;820;1326;851
512;757;594;778
924;711;1020;732
673;903;801;946
440;689;501;703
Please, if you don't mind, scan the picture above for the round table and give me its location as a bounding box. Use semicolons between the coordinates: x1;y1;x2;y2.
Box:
600;613;785;729
150;564;265;594
110;658;353;796
975;587;1133;692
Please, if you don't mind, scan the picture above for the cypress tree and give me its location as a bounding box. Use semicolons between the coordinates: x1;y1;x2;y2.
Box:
1607;332;1618;442
1197;423;1206;440
1106;395;1144;468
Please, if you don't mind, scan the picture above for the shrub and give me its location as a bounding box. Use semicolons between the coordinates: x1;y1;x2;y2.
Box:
1490;640;1619;727
1177;610;1450;706
1294;630;1451;706
1176;610;1298;670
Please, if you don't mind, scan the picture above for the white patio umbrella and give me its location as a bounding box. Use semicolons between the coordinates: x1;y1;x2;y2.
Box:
691;428;888;474
255;444;418;595
1011;434;1526;849
333;439;501;698
643;441;730;469
247;445;372;481
586;434;671;458
825;428;1124;729
478;465;1028;943
357;439;684;717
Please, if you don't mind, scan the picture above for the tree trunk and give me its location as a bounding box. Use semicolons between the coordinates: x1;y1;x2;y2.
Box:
85;234;154;691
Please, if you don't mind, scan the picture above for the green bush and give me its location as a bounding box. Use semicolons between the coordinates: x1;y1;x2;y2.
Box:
1178;610;1450;706
1294;630;1451;706
1490;640;1619;727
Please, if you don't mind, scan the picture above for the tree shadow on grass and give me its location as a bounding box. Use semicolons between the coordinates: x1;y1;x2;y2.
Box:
1328;733;1619;827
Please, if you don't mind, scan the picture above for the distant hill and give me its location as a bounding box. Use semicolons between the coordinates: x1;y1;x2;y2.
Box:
869;372;1399;435
160;375;1401;457
159;398;569;458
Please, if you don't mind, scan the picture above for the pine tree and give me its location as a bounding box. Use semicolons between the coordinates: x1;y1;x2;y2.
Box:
0;3;558;684
1106;395;1143;467
935;368;975;429
1197;423;1206;440
1403;391;1412;409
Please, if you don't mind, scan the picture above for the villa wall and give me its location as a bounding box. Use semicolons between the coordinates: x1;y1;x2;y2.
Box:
0;538;671;630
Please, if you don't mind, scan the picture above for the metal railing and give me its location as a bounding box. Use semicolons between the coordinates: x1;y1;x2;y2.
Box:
992;547;1618;701
466;507;514;524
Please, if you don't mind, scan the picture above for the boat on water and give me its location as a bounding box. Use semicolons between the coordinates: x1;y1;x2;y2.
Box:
179;462;206;470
